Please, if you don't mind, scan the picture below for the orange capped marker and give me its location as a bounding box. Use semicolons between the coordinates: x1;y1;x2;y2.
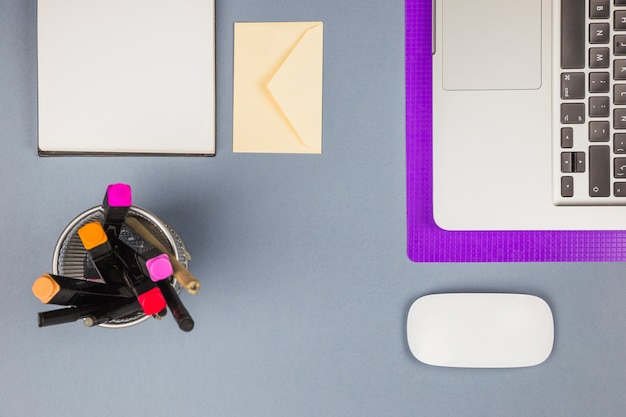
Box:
32;273;133;306
78;221;126;286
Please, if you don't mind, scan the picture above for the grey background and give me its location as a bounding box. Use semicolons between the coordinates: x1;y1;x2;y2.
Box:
1;0;625;416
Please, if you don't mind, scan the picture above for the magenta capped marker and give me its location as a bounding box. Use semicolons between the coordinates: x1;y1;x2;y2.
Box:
102;183;132;237
106;183;132;207
145;254;174;282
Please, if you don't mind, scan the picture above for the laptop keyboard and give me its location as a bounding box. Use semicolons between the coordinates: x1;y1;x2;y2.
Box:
557;0;626;204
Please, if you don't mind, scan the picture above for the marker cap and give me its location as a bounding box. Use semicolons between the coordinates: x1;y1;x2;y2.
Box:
106;183;132;207
77;222;108;250
145;254;174;282
32;274;60;304
137;287;167;315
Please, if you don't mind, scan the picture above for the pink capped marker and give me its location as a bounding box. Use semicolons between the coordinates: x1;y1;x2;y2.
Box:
145;254;174;282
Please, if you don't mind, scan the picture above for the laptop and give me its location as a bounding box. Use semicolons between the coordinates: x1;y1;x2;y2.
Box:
432;0;626;230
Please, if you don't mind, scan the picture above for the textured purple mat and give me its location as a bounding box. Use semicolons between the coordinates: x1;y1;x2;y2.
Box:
405;0;626;262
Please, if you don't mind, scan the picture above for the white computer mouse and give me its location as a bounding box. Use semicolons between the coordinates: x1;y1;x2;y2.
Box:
407;293;554;368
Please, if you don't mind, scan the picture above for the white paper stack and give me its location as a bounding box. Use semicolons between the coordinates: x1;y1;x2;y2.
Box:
37;0;215;155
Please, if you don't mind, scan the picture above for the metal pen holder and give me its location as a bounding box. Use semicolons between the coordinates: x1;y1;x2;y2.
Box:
52;205;190;328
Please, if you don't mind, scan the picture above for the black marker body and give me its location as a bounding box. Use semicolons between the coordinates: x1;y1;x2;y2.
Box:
156;280;194;332
32;273;133;306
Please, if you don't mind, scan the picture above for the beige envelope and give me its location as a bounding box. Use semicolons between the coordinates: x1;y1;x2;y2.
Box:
233;22;323;153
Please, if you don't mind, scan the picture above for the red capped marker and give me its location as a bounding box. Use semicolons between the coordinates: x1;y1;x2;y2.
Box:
137;287;167;315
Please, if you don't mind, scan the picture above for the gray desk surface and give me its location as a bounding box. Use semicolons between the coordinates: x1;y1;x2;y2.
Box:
1;1;625;416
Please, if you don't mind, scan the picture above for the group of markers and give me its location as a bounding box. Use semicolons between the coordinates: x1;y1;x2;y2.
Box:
32;183;197;331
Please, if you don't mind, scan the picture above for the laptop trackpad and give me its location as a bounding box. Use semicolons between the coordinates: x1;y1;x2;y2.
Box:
442;0;542;91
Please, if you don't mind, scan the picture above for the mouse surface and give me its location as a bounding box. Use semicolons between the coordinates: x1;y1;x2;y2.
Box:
407;293;554;368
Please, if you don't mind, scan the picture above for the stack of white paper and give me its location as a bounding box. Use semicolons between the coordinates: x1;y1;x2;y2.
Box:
37;0;215;155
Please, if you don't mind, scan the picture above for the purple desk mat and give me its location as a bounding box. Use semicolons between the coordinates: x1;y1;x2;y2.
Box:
405;0;626;262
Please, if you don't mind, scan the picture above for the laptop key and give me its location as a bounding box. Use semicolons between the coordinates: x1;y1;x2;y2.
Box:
589;145;611;196
590;121;610;141
615;35;626;55
589;96;610;117
561;176;574;197
591;0;610;19
614;157;626;178
590;47;610;68
561;103;585;124
614;108;626;128
561;73;585;98
561;0;586;68
590;23;610;43
614;84;626;104
614;182;626;196
575;152;586;172
562;127;574;148
615;133;626;153
615;60;626;80
589;72;610;92
561;152;574;173
616;11;626;30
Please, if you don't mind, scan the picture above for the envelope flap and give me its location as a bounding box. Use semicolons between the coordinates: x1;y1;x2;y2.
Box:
267;23;323;153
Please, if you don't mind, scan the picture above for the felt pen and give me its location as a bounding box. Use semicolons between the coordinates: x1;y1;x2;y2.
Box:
77;221;127;286
39;305;100;327
125;216;201;294
141;250;173;282
115;241;172;283
81;297;143;327
102;183;132;238
32;273;133;306
37;303;112;327
112;240;167;316
82;302;168;328
39;299;166;328
156;279;194;332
